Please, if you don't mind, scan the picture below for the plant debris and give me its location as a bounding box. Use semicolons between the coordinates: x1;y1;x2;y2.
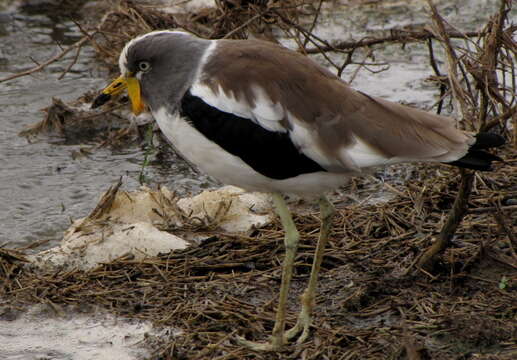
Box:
1;164;515;358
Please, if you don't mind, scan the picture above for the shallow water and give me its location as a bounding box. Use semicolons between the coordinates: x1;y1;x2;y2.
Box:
0;4;131;248
0;304;169;360
0;1;217;250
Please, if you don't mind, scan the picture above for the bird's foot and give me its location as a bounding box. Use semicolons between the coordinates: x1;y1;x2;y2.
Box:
236;308;312;351
236;318;311;352
285;311;311;344
235;334;285;352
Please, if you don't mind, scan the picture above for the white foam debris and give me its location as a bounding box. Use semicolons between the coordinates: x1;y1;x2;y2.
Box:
29;184;273;271
29;222;188;271
177;185;273;233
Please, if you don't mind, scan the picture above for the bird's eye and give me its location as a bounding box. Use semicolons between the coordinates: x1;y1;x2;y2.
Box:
137;61;151;72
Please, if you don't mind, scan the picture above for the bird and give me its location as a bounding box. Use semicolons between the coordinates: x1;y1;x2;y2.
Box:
91;30;504;351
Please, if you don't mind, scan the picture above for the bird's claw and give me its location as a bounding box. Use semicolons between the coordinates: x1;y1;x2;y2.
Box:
235;335;284;352
285;317;311;344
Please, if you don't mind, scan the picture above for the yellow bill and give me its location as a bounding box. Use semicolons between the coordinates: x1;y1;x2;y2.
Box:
91;75;145;115
125;77;144;115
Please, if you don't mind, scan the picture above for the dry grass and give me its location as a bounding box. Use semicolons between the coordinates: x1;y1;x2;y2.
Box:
2;161;515;359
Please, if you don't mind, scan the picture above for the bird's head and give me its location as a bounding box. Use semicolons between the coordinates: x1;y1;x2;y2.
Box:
92;30;208;115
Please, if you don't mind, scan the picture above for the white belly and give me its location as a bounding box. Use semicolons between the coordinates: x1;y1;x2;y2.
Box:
153;107;348;196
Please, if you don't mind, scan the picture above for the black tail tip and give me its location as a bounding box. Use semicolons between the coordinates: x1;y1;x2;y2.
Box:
449;151;503;171
471;132;506;150
447;132;505;171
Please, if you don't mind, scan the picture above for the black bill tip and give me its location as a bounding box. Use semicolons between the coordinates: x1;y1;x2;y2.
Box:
91;93;112;109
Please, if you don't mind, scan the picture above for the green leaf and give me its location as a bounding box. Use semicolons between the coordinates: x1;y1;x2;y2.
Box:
498;275;508;290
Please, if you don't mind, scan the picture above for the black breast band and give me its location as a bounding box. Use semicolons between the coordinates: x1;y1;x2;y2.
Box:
179;91;326;180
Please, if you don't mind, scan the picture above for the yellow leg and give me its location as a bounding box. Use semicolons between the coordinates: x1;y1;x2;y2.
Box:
236;192;300;351
285;195;335;343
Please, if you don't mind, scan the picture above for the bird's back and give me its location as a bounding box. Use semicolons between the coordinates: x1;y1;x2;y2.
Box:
198;39;473;172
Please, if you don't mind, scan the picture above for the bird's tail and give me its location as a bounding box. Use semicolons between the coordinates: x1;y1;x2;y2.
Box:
447;132;505;171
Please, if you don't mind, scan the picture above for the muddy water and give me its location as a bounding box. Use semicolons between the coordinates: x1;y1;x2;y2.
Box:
0;2;217;250
0;4;135;249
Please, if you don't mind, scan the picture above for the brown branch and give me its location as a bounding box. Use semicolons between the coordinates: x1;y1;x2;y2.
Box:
427;38;447;114
348;48;375;84
426;0;473;124
302;0;324;48
0;11;116;84
0;36;89;84
222;12;263;39
272;8;342;72
417;170;474;271
336;49;355;78
304;29;483;54
417;0;514;271
58;43;82;80
462;0;512;131
482;0;508;100
481;104;517;131
468;204;517;214
271;8;342;53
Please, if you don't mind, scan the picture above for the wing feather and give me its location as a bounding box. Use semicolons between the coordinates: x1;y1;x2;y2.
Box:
193;39;474;172
190;82;287;133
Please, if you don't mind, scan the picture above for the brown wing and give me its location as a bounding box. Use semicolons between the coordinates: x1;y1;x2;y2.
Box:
200;39;473;171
